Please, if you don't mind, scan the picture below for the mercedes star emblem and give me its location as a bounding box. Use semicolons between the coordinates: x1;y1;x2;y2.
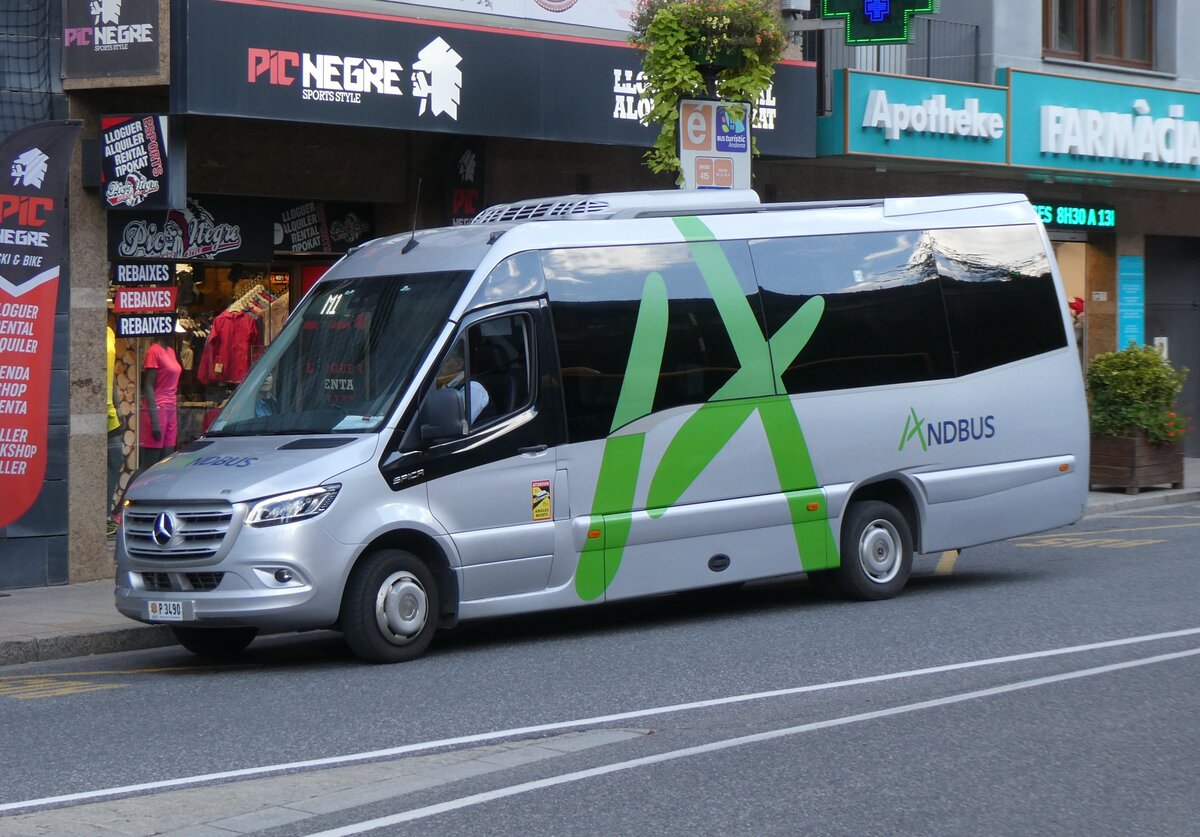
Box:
152;512;177;547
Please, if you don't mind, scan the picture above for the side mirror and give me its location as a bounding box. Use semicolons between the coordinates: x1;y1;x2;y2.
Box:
419;387;465;444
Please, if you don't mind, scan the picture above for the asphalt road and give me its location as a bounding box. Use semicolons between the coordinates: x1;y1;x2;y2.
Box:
1;504;1198;836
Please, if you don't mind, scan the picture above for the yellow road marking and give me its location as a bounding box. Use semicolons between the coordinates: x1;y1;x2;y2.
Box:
0;665;215;684
0;677;126;700
1012;520;1200;540
935;550;960;575
1014;535;1166;549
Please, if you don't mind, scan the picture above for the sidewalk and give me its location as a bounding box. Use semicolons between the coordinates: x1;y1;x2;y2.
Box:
4;459;1200;666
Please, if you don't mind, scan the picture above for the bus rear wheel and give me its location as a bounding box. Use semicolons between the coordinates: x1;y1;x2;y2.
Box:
834;500;913;601
342;549;438;663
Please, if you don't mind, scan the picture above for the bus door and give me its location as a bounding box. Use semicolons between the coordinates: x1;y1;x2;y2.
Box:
421;304;568;602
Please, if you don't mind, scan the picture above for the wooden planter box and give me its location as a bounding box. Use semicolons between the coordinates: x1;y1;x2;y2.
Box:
1089;434;1184;495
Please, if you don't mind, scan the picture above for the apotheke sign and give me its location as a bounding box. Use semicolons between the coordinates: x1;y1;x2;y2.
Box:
862;90;1003;142
819;71;1008;165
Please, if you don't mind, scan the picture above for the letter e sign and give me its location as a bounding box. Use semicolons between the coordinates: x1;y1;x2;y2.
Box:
681;103;713;151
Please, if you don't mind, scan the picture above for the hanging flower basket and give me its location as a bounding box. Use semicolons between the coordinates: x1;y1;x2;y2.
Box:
685;44;749;70
629;0;787;179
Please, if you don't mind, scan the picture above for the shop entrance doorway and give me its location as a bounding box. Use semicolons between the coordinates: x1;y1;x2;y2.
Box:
1052;239;1088;364
1146;236;1200;457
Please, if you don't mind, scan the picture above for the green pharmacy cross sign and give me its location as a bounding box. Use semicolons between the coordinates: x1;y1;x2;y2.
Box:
822;0;938;45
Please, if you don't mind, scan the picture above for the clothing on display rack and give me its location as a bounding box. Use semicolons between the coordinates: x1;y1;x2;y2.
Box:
179;338;195;371
267;290;290;346
196;284;282;385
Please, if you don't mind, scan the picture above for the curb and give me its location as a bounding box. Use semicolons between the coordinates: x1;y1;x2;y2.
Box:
1085;488;1200;517
0;624;176;667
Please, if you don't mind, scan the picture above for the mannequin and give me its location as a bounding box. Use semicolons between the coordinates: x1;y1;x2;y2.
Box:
106;319;122;532
138;335;182;467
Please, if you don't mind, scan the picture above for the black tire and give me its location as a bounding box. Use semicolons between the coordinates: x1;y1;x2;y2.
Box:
833;500;913;601
341;549;438;663
171;626;258;658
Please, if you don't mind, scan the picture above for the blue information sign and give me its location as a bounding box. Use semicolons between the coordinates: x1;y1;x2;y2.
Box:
1118;256;1145;349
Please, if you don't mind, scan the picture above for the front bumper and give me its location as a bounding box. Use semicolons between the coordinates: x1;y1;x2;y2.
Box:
114;500;352;633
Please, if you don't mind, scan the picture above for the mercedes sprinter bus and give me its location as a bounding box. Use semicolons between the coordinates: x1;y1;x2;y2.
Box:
115;190;1089;662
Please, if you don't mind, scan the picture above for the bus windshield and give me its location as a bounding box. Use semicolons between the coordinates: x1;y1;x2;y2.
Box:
207;271;470;436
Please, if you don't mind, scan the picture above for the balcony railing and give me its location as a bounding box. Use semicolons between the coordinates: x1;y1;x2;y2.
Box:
796;17;981;115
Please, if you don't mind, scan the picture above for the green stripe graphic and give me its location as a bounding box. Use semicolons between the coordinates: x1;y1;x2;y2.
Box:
575;217;839;599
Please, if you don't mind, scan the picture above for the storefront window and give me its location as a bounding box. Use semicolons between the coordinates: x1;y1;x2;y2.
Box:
208;271;470;436
1043;0;1152;67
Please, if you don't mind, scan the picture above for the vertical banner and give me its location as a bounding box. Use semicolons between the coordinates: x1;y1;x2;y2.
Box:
1118;255;1146;350
0;120;81;529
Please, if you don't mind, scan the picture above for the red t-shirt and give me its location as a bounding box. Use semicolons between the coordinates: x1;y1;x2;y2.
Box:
144;341;182;407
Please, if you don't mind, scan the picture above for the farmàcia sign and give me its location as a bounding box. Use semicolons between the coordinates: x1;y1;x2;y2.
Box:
1006;69;1200;182
1041;99;1200;165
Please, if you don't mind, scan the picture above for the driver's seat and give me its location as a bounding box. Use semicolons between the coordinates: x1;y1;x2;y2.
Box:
471;342;517;420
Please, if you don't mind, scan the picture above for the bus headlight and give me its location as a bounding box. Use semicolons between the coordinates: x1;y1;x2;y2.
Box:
246;485;341;527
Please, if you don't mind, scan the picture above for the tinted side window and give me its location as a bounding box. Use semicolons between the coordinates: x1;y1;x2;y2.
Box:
751;232;955;394
931;225;1066;375
543;242;762;442
426;313;533;439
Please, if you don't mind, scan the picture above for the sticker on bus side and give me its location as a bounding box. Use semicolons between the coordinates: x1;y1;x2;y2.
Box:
532;480;551;521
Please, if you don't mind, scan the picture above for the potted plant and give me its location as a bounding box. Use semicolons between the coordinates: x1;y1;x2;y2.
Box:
629;0;786;179
1086;343;1191;494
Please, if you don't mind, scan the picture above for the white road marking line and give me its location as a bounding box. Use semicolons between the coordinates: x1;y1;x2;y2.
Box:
2;626;1198;815
308;647;1200;836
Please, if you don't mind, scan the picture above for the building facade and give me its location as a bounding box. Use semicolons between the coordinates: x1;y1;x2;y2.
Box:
0;0;1197;588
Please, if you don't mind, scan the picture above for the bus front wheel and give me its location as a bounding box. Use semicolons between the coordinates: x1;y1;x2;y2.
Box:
835;500;913;601
342;549;438;663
